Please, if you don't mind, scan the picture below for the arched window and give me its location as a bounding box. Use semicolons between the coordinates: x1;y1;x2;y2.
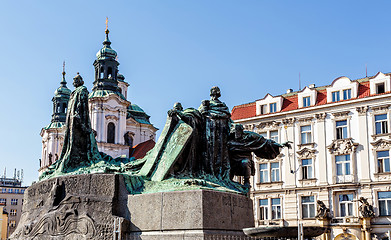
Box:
100;67;104;78
124;132;134;147
108;67;113;78
62;103;67;113
107;122;115;143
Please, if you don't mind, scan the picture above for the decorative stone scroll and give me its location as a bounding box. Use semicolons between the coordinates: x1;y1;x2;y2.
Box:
256;121;280;130
356;106;369;116
332;110;350;118
371;104;390;113
314;113;327;121
370;138;391;150
297;116;314;123
327;138;359;155
281;117;295;126
296;147;316;159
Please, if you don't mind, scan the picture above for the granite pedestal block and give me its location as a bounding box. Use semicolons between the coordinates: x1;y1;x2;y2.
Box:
10;174;254;240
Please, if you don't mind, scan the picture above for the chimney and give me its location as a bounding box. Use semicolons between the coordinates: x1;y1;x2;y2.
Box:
309;84;315;89
286;89;293;93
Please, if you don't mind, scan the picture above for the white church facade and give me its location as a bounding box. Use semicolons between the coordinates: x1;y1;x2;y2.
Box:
39;27;157;174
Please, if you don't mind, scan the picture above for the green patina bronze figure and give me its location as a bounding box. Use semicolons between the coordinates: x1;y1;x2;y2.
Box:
41;84;291;195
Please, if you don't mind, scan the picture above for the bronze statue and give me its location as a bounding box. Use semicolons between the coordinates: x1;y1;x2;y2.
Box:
358;197;375;218
199;86;232;179
228;124;290;187
315;200;330;219
50;73;103;174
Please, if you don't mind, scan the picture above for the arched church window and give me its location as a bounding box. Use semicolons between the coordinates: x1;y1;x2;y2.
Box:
107;122;115;144
124;132;133;147
108;67;113;78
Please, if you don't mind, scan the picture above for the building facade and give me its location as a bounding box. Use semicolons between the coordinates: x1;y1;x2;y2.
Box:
231;72;391;240
0;174;27;238
39;27;158;174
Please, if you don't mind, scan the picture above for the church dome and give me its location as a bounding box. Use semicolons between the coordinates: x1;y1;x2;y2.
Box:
54;85;71;97
96;30;117;60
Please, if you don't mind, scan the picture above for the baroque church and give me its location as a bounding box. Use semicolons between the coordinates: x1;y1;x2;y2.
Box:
39;26;157;174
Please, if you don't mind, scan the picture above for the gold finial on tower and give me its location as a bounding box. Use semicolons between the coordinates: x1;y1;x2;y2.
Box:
62;61;66;77
105;17;109;34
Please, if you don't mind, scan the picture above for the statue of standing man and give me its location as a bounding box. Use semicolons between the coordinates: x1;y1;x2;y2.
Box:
199;86;232;180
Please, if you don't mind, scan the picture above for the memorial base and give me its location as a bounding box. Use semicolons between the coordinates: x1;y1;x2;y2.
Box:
10;174;254;240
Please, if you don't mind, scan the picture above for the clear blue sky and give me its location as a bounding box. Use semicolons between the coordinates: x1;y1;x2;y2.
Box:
1;0;391;185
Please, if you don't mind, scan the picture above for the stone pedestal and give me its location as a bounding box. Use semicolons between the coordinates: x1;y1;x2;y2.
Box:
127;190;254;239
10;174;254;240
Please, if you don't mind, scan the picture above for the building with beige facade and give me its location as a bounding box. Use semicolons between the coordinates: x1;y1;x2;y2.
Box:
231;72;391;240
0;206;8;240
0;174;27;238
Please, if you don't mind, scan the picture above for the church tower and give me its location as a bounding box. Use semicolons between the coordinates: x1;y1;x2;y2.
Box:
39;64;71;173
89;22;132;158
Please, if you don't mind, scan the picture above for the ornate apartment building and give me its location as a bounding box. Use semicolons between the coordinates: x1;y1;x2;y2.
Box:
231;72;391;240
39;27;157;174
0;174;27;238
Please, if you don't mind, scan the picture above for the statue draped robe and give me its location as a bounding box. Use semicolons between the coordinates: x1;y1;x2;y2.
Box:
199;99;232;179
56;86;102;173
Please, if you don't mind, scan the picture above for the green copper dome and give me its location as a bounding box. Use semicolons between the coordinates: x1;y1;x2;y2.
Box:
54;73;71;97
96;30;117;60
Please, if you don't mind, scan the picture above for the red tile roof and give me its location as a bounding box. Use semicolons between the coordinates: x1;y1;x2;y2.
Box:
281;95;298;112
231;75;384;120
358;81;370;98
231;102;256;120
130;139;155;159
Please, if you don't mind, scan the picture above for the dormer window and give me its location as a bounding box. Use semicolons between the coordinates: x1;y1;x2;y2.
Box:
260;105;266;114
270;103;277;113
376;83;385;94
343;89;351;100
332;91;340;102
303;96;310;107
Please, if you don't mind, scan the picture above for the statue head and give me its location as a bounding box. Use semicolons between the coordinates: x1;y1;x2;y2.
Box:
233;124;244;139
173;102;183;111
73;72;84;88
210;86;221;100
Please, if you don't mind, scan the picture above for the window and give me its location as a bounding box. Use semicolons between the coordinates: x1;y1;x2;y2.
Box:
9;220;16;228
300;125;312;144
15;189;19;194
336;155;351;176
301;196;315;219
336;120;348;139
339;193;354;217
271;198;281;219
260;163;269;183
99;67;104;78
259;132;267;138
376;83;385;94
11;199;18;205
378;191;391;216
377;151;390;173
10;209;17;216
260;105;266;115
1;189;5;193
21;189;25;194
259;199;269;220
0;198;5;205
108;67;113;78
270;131;278;143
375;114;388;135
259;162;280;183
8;189;13;193
271;162;280;182
107;122;115;144
269;103;277;113
303;96;311;107
343;89;352;100
301;159;313;179
332;91;340;102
